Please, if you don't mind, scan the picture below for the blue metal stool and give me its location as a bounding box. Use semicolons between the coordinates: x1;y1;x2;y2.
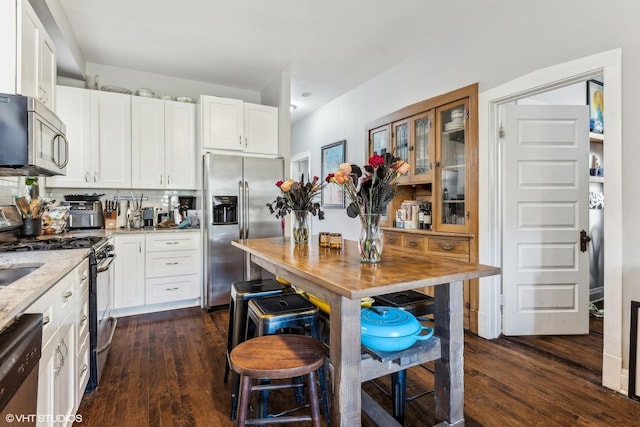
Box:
247;292;330;426
373;290;435;425
225;279;286;419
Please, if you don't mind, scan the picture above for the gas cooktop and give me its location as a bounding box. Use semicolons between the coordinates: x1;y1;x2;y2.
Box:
0;235;105;252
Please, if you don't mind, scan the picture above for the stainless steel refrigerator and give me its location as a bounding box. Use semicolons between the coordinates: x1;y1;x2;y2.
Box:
203;153;284;308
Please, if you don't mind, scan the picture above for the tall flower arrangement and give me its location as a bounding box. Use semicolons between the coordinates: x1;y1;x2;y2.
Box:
326;153;409;220
267;175;325;243
266;175;325;219
326;153;410;262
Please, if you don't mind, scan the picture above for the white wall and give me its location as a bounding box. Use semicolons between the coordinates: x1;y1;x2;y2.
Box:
292;0;640;375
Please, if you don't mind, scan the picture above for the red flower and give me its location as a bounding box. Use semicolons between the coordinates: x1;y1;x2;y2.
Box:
275;180;284;187
313;176;319;182
368;154;385;168
325;173;335;183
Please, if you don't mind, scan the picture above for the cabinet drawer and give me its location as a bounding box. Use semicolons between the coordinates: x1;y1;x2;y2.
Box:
77;334;90;397
76;260;90;295
146;275;199;304
77;291;89;342
384;232;403;247
403;235;426;251
145;232;199;252
427;237;470;259
146;250;198;278
26;296;56;347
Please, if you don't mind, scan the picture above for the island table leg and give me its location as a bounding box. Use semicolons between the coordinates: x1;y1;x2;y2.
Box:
434;280;465;426
328;294;362;426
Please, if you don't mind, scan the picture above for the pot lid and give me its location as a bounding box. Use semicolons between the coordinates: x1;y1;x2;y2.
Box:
361;306;421;338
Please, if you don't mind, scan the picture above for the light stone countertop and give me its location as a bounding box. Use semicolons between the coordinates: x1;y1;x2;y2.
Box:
0;248;90;333
0;226;201;332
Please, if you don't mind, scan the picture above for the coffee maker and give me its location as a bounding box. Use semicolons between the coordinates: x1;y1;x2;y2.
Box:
178;196;196;220
142;207;155;227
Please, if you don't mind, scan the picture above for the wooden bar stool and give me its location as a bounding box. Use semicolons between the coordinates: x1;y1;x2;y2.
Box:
225;279;287;419
230;334;326;427
246;292;330;424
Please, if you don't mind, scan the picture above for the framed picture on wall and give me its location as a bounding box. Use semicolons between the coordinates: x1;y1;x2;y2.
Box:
321;140;346;208
587;79;604;134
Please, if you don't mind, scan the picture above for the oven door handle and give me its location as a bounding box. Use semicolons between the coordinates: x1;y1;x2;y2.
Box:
97;254;116;273
97;316;118;354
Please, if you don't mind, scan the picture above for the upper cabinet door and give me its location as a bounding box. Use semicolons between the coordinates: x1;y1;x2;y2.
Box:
165;100;196;189
369;124;390;157
392;119;411;185
435;98;470;233
411;110;434;183
95;91;132;188
47;86;92;188
200;96;244;151
20;1;56;109
243;103;278;155
131;96;165;189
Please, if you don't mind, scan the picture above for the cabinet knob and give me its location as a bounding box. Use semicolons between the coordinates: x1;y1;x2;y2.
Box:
62;291;73;302
440;242;455;251
387;238;397;244
408;241;417;247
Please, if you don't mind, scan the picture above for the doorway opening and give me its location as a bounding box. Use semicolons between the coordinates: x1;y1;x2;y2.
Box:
478;48;623;392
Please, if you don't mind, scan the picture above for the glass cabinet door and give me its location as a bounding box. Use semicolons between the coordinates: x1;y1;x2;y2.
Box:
369;124;390;157
411;111;433;182
436;99;468;231
393;119;410;184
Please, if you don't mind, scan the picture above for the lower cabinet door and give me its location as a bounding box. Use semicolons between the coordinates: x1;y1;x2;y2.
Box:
36;334;58;427
56;314;76;427
76;333;90;405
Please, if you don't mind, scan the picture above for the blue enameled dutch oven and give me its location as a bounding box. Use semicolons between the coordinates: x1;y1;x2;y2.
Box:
361;306;434;352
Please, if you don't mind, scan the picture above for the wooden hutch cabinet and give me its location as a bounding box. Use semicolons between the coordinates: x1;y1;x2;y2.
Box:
366;84;480;332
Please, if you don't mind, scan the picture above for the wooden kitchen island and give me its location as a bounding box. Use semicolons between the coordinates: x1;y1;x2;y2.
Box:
232;237;500;427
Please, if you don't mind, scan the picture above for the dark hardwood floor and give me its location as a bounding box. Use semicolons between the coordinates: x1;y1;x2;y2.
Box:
75;307;639;426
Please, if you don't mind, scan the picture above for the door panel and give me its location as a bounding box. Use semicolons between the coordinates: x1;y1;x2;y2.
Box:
503;104;589;335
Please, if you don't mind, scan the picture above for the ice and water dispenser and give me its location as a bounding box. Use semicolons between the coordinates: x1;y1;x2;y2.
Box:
212;196;237;224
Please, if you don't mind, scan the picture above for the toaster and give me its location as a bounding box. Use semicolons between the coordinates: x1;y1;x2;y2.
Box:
63;201;105;229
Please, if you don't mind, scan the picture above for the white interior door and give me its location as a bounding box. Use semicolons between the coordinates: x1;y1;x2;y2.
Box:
502;104;589;335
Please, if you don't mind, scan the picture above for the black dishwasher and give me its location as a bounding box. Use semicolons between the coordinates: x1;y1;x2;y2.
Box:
0;313;43;426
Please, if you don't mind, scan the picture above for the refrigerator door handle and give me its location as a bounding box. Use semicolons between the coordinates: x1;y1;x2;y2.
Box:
238;180;244;239
244;181;250;239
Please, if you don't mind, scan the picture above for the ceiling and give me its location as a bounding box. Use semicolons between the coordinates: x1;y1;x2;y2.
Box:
56;0;496;122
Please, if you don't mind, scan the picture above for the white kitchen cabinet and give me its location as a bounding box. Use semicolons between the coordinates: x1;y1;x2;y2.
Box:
145;232;200;304
0;0;56;109
131;96;196;189
26;258;88;427
243;102;279;154
56;311;76;427
113;234;146;309
48;86;132;188
112;232;201;314
200;95;279;155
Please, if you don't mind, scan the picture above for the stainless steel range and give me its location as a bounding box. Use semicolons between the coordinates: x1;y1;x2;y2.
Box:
0;206;116;393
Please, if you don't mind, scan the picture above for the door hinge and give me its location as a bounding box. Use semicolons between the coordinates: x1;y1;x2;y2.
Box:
498;124;505;138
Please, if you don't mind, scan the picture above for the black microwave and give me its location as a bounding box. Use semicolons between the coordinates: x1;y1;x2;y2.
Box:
0;93;68;176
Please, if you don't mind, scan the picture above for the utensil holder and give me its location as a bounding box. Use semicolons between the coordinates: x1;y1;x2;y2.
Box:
22;216;42;237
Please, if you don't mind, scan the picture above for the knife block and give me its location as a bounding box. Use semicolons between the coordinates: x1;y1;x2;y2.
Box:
104;209;117;230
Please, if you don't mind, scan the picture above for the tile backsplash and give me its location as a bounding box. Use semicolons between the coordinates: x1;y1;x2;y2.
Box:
0;177;21;204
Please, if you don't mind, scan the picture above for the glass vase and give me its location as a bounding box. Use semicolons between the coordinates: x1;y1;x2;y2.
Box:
359;214;384;263
292;210;309;243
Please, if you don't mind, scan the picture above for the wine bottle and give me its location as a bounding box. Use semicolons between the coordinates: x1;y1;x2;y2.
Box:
424;202;432;231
